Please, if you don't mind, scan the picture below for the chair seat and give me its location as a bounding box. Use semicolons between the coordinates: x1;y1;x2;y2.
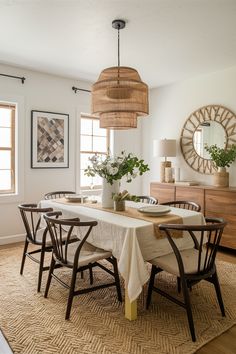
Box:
64;241;112;267
150;248;206;276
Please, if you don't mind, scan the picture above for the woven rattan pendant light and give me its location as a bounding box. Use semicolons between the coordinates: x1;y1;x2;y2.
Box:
91;19;149;129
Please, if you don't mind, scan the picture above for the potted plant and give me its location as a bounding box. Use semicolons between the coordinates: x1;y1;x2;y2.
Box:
84;151;149;207
205;144;236;187
112;190;140;211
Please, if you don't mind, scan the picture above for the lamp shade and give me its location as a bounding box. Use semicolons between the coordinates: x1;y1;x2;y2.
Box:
155;139;176;158
100;112;137;129
92;66;149;129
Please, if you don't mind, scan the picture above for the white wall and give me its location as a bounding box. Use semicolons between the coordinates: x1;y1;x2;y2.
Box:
113;125;144;195
0;64;91;240
142;65;236;194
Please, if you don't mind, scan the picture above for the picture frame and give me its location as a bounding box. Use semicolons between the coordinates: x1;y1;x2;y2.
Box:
31;110;69;168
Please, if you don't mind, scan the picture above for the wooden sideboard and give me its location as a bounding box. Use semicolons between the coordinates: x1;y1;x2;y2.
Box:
150;182;236;250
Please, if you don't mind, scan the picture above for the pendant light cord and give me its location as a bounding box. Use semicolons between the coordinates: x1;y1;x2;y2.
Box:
118;25;120;67
112;19;126;85
117;24;120;84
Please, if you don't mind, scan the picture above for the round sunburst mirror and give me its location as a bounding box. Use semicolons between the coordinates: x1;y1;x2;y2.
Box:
180;105;236;174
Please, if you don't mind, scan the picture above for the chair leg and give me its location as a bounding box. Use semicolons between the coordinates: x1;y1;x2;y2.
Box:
20;239;29;275
182;278;196;342
65;268;78;320
177;277;181;293
112;257;122;302
37;247;45;292
44;257;56;298
212;271;225;317
146;265;156;309
89;265;94;285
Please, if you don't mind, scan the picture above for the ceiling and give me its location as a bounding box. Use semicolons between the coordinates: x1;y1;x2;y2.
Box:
0;0;235;88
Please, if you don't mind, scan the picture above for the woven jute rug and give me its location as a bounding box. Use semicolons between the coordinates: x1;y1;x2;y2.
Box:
0;245;236;354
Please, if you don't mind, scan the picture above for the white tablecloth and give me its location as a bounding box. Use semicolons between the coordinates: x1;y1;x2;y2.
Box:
40;200;205;302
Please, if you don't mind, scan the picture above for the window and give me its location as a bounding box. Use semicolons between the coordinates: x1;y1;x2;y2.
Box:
80;114;109;188
0;103;15;194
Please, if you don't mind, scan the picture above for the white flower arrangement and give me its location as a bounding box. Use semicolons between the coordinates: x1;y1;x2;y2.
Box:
84;151;149;185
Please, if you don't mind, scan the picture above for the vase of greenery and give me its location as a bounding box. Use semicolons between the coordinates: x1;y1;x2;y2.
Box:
113;190;140;211
205;144;236;187
84;151;149;208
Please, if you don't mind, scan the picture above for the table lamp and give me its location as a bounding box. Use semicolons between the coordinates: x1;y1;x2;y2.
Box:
153;139;176;183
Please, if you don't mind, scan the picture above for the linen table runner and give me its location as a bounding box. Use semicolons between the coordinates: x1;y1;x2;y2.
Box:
54;199;183;239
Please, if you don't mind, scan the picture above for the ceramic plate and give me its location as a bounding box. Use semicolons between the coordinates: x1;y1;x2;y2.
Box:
65;195;88;203
138;205;171;216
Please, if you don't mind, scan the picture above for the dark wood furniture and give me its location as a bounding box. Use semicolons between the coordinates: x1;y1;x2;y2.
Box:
44;211;122;320
146;217;227;342
137;196;158;204
150;182;236;250
18;203;53;292
44;191;76;199
161;200;201;212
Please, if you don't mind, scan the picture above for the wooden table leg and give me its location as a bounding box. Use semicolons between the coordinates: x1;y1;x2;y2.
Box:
125;288;137;320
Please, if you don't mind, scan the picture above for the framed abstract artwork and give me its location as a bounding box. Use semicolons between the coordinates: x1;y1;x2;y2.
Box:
31;110;69;168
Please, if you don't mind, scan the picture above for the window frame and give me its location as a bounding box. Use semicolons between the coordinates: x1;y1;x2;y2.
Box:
80;114;109;189
0;94;24;204
0;103;16;195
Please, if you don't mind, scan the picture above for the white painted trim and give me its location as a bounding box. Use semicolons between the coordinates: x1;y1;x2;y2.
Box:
0;233;24;245
75;108;81;194
0;94;25;204
0;331;13;354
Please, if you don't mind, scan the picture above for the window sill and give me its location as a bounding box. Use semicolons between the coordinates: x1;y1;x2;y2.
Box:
80;187;102;196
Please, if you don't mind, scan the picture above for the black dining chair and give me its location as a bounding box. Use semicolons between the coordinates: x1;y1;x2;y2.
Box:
18;204;54;292
161;200;201;212
44;191;76;200
161;200;201;293
146;217;227;342
44;211;122;320
137;196;158;204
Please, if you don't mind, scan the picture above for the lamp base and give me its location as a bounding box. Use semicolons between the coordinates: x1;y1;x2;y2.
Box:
160;161;171;183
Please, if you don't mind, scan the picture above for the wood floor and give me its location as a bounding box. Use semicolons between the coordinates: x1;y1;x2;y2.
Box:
196;249;236;354
1;243;236;353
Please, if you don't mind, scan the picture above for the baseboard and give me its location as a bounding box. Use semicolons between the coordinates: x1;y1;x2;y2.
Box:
0;330;13;354
0;233;24;245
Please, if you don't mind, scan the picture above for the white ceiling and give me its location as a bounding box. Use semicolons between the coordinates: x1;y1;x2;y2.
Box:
0;0;236;88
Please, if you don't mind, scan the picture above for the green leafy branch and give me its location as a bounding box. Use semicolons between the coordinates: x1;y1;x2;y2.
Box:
205;144;236;168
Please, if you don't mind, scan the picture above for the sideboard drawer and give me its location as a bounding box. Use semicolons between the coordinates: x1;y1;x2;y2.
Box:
150;183;175;204
205;211;236;249
205;190;236;215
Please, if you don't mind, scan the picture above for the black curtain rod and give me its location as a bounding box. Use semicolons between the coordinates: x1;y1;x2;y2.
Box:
72;86;91;93
0;73;26;84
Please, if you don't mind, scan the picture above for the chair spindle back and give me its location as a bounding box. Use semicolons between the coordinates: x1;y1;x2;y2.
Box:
159;217;226;276
44;212;97;266
44;191;76;200
18;204;53;244
161;200;201;212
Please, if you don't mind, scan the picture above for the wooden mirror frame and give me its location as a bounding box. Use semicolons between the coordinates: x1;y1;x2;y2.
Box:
180;105;236;174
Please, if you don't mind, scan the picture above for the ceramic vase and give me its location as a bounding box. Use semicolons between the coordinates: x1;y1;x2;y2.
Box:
102;178;120;208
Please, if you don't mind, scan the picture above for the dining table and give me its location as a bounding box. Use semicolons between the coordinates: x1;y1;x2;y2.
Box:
40;198;205;321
